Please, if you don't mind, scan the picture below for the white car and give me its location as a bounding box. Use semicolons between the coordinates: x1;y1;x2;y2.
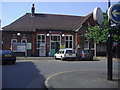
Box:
54;48;76;61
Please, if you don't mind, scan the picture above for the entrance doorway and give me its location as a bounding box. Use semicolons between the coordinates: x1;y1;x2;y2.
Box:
50;35;60;56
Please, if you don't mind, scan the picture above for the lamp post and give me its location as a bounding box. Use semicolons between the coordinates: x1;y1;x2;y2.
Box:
107;0;113;80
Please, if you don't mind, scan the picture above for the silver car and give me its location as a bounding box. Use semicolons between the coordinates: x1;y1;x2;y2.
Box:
54;48;76;61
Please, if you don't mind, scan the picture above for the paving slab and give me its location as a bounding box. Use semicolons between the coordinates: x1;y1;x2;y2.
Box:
45;70;119;89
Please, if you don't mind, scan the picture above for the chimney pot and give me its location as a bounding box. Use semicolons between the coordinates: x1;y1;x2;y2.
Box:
31;4;35;17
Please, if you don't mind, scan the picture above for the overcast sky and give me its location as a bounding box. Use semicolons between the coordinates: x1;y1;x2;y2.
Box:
0;1;119;27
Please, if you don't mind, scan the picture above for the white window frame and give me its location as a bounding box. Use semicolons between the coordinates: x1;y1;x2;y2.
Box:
11;39;17;51
50;34;61;49
11;39;17;44
21;39;27;44
65;35;73;48
84;40;89;50
37;34;46;49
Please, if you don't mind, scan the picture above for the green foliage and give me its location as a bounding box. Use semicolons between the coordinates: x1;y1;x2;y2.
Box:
85;26;108;43
112;28;120;41
85;12;120;43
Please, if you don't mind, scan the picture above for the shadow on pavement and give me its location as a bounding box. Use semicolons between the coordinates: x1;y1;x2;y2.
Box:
112;79;120;81
2;61;47;89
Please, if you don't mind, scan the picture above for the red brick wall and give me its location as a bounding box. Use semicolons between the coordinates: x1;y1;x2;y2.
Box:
2;31;33;56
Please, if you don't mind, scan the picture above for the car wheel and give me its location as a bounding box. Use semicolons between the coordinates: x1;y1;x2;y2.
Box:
55;56;57;60
9;61;15;64
90;58;93;61
74;58;77;61
12;61;15;64
75;57;80;61
61;57;64;61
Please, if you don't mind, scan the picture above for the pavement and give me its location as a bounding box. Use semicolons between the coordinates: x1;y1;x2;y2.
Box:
16;57;55;60
45;70;119;89
17;56;119;61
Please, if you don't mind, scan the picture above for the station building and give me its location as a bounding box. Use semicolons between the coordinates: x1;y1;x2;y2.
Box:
2;4;95;57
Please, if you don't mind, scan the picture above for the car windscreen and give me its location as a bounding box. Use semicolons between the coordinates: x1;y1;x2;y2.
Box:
66;50;75;54
0;50;12;55
83;50;91;54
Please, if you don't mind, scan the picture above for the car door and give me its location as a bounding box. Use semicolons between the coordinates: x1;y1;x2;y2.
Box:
56;50;61;59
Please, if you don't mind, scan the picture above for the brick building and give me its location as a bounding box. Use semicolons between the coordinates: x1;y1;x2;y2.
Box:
2;5;94;57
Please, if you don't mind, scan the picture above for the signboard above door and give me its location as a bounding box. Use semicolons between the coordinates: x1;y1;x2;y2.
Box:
49;31;61;33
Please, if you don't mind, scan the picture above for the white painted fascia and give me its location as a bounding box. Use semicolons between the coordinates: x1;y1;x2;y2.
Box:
75;25;83;32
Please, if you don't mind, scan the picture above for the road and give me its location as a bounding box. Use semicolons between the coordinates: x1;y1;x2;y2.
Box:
2;59;119;89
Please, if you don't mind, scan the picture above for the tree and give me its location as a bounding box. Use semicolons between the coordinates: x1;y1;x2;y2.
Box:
85;12;120;43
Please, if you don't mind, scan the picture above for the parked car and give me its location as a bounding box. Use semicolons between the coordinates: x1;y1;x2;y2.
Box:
76;50;93;60
54;48;76;61
0;50;16;64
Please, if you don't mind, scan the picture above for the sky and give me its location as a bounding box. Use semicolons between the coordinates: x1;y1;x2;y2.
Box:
0;1;119;28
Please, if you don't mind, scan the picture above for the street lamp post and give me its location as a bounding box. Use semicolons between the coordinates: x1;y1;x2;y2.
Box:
107;30;113;80
107;0;113;80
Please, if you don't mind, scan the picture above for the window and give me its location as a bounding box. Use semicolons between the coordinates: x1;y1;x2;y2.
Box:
51;35;60;41
11;39;17;51
65;35;73;48
21;39;27;43
62;51;64;54
37;34;46;49
11;39;17;44
66;50;75;54
84;40;89;49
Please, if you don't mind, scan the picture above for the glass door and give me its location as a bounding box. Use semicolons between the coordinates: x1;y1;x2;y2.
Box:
50;35;60;56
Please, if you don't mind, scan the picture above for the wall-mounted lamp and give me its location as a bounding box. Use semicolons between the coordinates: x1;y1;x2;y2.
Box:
13;34;16;36
17;33;21;36
62;34;65;37
47;33;50;36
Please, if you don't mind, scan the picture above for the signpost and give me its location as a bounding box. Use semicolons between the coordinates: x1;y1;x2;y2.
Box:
93;3;120;81
93;7;103;58
107;3;120;80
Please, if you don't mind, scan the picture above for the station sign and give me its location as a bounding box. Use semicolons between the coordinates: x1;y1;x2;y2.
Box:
108;4;120;23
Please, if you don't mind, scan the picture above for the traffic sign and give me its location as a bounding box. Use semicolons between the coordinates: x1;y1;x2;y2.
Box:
93;7;104;25
108;4;120;23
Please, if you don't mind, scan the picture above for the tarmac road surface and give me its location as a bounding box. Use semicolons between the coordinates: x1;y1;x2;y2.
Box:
2;59;119;89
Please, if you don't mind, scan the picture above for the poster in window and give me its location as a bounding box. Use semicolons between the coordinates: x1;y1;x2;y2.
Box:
27;43;32;50
17;46;26;52
61;43;65;49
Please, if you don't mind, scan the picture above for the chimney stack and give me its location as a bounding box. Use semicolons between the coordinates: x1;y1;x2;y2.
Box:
31;4;35;17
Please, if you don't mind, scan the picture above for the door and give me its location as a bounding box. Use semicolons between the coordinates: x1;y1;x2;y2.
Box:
50;35;60;56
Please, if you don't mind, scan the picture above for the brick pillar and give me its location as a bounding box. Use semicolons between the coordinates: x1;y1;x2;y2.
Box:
75;32;78;51
32;33;36;56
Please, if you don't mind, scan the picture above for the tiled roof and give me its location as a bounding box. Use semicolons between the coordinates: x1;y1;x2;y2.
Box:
2;12;93;32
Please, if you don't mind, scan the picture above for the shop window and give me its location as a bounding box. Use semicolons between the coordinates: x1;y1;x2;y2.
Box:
65;35;73;48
